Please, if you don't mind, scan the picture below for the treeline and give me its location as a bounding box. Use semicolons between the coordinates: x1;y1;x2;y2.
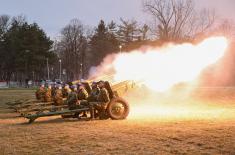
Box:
0;0;234;83
56;19;150;81
0;15;57;83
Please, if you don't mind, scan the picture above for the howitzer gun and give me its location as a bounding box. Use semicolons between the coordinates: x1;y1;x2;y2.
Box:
24;80;139;123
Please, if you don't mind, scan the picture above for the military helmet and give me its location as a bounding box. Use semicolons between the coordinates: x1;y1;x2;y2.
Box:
70;85;77;89
56;84;62;89
92;81;97;85
97;80;105;84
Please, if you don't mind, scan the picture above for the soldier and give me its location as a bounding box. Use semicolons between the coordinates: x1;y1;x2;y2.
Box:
77;84;89;117
51;84;56;98
44;85;52;102
87;82;100;102
93;81;110;119
97;81;110;103
62;84;71;98
67;85;79;110
77;84;89;100
35;84;46;101
54;85;63;106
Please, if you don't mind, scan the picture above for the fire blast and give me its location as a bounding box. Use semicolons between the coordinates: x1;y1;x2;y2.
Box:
91;36;231;120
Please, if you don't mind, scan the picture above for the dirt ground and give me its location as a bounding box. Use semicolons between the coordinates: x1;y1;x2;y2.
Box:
0;89;235;155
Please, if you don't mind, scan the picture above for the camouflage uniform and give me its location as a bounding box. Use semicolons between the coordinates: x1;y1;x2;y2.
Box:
77;88;88;100
44;88;52;102
97;88;110;103
67;91;78;110
87;87;100;102
35;87;46;101
93;87;110;119
77;87;89;118
54;89;63;106
62;87;71;98
51;86;56;97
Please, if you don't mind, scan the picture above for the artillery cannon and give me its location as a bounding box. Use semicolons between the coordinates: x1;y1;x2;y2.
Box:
24;80;137;123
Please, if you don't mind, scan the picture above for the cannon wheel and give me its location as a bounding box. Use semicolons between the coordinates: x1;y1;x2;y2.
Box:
107;97;129;120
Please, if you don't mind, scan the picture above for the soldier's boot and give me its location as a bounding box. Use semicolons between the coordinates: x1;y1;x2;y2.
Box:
94;110;99;118
73;112;81;119
81;112;87;118
99;108;107;120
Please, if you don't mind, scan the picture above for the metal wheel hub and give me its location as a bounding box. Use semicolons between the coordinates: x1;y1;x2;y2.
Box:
111;102;125;117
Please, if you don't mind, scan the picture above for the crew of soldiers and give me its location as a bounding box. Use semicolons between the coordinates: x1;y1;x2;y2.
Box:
35;80;111;119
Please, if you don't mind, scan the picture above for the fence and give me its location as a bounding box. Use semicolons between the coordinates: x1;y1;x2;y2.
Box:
0;81;40;88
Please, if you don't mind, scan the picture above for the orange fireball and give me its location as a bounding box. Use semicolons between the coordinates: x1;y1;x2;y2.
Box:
112;37;228;91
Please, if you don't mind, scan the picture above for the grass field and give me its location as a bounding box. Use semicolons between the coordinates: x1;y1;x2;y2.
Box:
0;89;235;155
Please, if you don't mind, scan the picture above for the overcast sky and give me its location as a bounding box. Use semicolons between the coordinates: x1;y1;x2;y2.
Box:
0;0;234;39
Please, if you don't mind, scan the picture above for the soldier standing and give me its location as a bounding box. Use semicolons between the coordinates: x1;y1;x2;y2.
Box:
35;84;46;101
54;85;63;106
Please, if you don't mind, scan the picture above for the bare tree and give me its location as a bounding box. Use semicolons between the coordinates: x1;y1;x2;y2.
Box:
0;15;10;36
143;0;215;40
57;19;88;80
188;8;215;38
215;19;235;39
11;14;27;26
139;24;150;40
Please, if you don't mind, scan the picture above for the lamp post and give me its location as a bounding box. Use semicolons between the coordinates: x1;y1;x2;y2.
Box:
25;50;30;78
80;63;83;80
119;45;122;53
59;59;62;80
32;71;35;86
51;67;54;80
46;58;50;80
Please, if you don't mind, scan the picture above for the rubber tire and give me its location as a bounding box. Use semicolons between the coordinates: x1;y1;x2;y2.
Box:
107;97;129;120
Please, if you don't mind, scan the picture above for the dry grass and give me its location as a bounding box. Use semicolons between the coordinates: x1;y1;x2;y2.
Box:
0;89;235;155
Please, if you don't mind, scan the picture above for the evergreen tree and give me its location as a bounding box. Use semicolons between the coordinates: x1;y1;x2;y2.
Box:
1;18;56;82
89;20;119;66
